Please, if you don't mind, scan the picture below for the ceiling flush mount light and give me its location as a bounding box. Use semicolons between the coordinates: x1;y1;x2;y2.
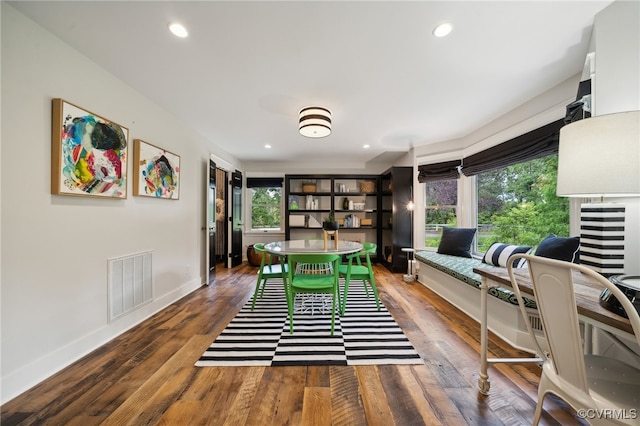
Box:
299;106;331;138
169;22;189;38
433;22;453;38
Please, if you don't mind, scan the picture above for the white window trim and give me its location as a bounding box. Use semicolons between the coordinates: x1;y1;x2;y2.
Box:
244;184;284;235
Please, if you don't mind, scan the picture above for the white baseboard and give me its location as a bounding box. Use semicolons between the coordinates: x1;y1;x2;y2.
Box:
0;278;203;405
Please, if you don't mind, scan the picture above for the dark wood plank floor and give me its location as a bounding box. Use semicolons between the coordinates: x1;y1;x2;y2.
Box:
1;263;587;425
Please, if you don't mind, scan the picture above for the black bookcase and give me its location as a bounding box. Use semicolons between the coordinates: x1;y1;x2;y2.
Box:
284;169;413;272
284;175;380;252
379;167;413;273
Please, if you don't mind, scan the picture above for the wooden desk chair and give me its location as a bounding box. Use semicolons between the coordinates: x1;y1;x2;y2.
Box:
286;253;341;335
250;243;287;311
507;254;640;425
338;242;380;315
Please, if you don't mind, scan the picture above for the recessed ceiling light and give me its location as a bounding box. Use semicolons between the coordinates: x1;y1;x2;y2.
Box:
169;22;189;38
433;22;453;38
363;144;370;149
264;144;272;149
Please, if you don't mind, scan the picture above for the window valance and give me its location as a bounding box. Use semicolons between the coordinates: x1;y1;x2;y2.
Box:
461;119;565;176
246;177;284;188
417;159;462;183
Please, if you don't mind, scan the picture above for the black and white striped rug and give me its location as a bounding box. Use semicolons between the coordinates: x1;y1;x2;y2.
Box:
196;279;422;366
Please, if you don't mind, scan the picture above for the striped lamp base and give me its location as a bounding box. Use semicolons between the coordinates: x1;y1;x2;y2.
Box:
580;203;625;276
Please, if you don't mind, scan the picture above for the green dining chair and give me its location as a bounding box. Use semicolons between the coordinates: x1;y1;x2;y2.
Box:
250;243;287;311
286;253;341;335
338;242;380;315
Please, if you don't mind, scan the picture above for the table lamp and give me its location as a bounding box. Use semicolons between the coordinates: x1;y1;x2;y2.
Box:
557;110;640;276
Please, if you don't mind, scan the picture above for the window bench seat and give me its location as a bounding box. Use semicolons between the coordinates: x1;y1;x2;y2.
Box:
415;251;538;352
414;251;537;309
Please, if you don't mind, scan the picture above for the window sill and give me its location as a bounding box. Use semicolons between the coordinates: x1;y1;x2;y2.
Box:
245;229;285;235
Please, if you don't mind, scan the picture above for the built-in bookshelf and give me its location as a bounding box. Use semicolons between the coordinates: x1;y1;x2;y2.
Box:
284;169;413;271
285;174;380;247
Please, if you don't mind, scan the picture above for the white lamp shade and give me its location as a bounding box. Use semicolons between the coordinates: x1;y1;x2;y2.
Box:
557;110;640;197
299;106;331;138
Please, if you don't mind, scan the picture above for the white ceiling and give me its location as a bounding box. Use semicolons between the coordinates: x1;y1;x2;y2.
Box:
9;1;613;166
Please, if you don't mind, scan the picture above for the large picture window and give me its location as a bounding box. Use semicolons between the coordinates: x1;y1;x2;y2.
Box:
424;178;458;248
476;153;569;252
420;119;570;254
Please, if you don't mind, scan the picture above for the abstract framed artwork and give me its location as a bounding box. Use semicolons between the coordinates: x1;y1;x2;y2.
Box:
51;99;129;198
133;139;180;199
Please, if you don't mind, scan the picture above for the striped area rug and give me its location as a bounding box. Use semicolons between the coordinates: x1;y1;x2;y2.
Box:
196;278;422;366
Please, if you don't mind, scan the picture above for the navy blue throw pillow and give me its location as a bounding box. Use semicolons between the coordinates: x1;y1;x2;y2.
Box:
535;234;580;263
437;227;477;258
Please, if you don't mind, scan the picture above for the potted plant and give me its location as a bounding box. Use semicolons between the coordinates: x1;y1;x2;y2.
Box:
322;212;339;231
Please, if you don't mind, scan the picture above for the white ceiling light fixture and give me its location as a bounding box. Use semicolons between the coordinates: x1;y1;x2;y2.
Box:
169;22;189;38
433;22;453;38
299;106;331;138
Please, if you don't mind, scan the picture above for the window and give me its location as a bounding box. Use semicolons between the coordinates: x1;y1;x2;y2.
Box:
476;153;569;252
247;178;283;231
419;120;570;254
424;178;458;248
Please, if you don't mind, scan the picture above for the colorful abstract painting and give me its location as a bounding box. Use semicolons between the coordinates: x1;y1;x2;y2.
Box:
133;139;180;199
51;99;128;198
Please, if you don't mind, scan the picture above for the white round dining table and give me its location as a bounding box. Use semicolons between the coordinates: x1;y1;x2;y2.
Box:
263;239;363;256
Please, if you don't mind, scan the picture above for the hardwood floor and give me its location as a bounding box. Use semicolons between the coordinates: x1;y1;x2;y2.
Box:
1;264;586;425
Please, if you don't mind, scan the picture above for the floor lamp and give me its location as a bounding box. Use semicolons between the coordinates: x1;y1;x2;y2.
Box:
403;199;416;282
557;110;639;276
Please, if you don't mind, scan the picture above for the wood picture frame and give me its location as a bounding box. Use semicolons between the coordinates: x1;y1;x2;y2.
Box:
133;139;180;199
51;98;129;198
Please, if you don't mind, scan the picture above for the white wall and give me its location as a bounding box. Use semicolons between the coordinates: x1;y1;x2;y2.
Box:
593;0;640;275
0;4;238;403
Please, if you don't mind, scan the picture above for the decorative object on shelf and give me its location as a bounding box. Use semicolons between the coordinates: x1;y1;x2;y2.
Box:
133;139;180;199
289;215;306;227
557;110;640;276
353;202;365;210
299;106;331;138
305;195;316;210
51;98;129;198
359;181;375;193
302;180;317;193
344;214;360;228
288;195;300;210
342;197;349;210
361;218;372;226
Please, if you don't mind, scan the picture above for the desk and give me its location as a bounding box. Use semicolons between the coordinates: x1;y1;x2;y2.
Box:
474;267;635;394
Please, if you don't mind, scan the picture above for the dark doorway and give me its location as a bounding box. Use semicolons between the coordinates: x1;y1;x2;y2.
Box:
230;170;243;267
